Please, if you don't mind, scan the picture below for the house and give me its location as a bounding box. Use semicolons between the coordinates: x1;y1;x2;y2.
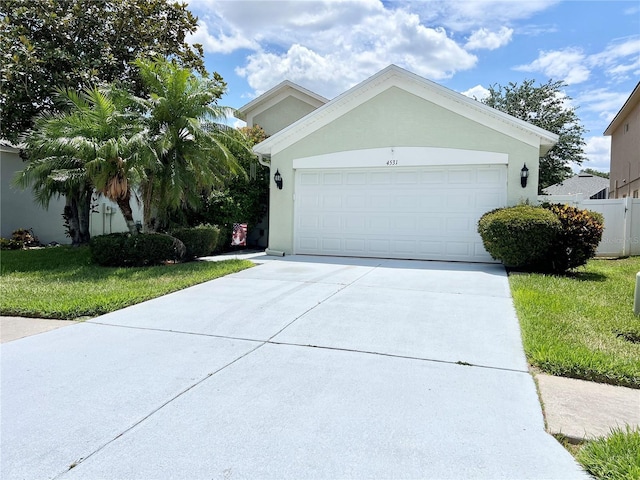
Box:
542;173;609;199
1;141;142;244
604;82;640;199
243;65;558;262
1;142;68;243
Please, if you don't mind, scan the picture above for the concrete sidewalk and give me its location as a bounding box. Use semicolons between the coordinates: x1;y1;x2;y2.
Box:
0;256;596;479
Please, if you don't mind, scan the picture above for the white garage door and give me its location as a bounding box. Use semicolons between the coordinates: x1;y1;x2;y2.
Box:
294;164;507;262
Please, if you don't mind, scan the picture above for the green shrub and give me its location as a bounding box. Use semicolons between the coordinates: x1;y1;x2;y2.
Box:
171;225;220;260
478;205;562;267
540;203;604;272
90;233;185;267
0;237;23;250
0;228;40;250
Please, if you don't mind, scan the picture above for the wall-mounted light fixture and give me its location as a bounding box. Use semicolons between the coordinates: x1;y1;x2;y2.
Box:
520;164;529;188
274;169;283;190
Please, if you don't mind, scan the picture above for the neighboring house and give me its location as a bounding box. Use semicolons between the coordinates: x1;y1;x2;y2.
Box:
542;173;609;199
1;141;142;244
604;82;640;199
244;65;558;263
1;141;68;244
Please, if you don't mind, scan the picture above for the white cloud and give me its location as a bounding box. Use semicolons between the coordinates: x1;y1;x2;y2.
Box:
515;37;640;86
589;37;640;81
461;84;490;101
465;27;513;50
187;19;258;54
198;2;478;98
576;88;631;124
515;48;590;84
582;136;611;172
416;0;560;31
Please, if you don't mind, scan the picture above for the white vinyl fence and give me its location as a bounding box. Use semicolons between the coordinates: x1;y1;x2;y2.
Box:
539;195;640;257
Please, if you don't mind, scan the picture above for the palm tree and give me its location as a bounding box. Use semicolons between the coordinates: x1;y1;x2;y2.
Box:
14;142;93;245
132;58;246;232
20;87;148;235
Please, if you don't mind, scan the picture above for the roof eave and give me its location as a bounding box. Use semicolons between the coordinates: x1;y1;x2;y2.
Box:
604;81;640;136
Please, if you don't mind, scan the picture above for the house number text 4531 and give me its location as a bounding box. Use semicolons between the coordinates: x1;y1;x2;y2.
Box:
386;159;398;166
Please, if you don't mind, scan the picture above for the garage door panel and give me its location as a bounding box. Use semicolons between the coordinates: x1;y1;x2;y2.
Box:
295;165;505;262
299;172;320;185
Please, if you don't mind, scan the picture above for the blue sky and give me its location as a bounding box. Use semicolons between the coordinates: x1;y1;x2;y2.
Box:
185;0;640;172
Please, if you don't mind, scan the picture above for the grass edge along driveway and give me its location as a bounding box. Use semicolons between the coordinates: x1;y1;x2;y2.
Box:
0;246;253;320
509;256;640;389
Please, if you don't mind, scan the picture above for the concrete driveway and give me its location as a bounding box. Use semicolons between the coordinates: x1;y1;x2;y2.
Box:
1;256;588;479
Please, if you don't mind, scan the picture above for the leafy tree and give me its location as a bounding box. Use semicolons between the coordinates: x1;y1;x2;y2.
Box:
19;87;148;236
0;0;208;142
482;79;586;191
132;58;245;232
168;125;269;248
581;168;609;179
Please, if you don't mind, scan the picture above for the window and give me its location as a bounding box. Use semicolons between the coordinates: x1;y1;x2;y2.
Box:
634;190;639;198
624;123;630;133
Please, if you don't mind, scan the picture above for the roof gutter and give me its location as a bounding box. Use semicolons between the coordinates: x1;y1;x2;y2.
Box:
256;153;270;167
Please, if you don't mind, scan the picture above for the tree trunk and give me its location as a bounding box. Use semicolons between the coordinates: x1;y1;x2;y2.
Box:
77;186;91;244
115;192;138;235
141;179;159;233
64;196;82;246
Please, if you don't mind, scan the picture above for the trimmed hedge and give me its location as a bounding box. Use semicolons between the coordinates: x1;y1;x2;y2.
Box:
171;225;220;260
478;205;562;267
540;203;604;272
90;233;186;267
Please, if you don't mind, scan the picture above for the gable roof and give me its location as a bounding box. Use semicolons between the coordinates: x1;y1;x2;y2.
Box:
604;82;640;136
235;80;329;122
542;173;609;197
253;65;558;157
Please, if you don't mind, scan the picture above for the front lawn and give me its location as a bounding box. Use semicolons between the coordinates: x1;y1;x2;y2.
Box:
576;427;640;480
0;246;253;319
509;257;640;388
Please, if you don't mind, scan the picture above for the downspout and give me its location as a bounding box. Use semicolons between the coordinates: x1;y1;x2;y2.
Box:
255;152;285;256
256;153;270;167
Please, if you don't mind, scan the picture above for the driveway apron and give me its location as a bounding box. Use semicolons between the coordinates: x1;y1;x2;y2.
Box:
0;256;588;479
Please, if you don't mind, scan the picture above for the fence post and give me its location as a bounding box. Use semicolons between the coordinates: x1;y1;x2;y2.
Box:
623;197;632;257
634;272;640;315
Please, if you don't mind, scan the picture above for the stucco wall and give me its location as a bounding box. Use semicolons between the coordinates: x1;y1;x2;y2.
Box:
253;96;321;137
1;149;69;244
609;100;640;198
267;87;541;254
2;148;144;244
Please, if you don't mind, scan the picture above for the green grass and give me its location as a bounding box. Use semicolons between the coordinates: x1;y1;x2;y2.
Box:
509;257;640;388
576;427;640;480
0;246;253;319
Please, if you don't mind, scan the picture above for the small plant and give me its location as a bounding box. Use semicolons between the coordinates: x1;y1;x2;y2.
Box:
171;225;220;260
478;205;561;267
1;228;40;249
540;203;604;272
576;426;640;480
0;237;22;250
89;233;186;267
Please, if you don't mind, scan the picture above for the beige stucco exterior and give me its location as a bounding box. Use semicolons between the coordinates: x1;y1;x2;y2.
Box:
1;143;143;244
1;145;69;243
250;66;557;257
236;80;328;136
253;96;322;137
605;82;640;199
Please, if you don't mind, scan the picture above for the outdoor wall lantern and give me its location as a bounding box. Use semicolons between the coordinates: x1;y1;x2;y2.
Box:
274;169;283;190
520;163;529;188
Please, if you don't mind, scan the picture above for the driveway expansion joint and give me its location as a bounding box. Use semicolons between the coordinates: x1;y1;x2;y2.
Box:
265;339;531;375
52;342;266;479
